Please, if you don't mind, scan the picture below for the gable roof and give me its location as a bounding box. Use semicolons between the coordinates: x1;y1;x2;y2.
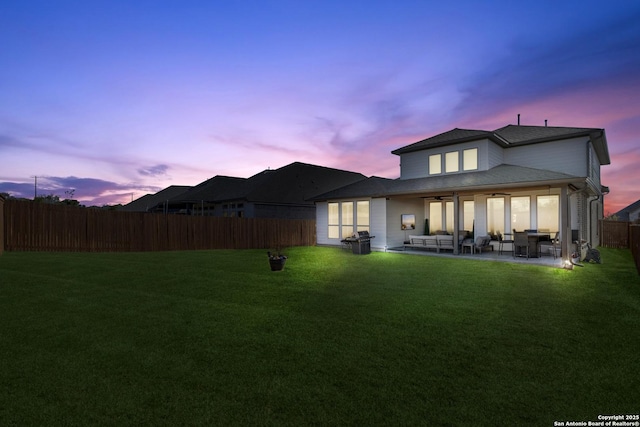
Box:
120;185;190;212
168;175;247;203
311;164;583;201
392;124;610;165
168;162;367;206
613;199;640;221
391;128;501;154
240;162;366;204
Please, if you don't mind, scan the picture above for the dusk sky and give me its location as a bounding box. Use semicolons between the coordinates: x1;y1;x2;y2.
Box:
1;1;638;213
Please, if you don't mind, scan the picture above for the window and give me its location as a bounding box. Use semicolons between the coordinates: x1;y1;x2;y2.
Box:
356;201;370;232
328;200;370;239
537;195;559;233
511;196;530;232
463;201;474;231
328;203;339;238
445;152;459;173
341;202;354;238
487;197;505;235
429;154;442;175
463;148;478;171
429;202;442;232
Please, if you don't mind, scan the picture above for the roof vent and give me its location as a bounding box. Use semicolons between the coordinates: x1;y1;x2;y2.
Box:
517;113;520;125
545;119;548;127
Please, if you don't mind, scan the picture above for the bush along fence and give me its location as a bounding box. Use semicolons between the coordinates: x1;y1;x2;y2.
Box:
2;199;316;252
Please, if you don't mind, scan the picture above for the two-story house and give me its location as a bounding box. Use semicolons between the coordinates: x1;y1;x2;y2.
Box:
313;124;610;261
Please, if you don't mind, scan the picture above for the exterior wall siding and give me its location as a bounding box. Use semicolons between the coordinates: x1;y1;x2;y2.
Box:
486;141;504;169
504;137;588;176
386;198;426;248
399;150;425;180
399;139;491;179
315;202;330;245
588;142;601;188
370;198;387;250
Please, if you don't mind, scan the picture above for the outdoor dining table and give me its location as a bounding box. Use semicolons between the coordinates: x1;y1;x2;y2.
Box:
525;232;551;257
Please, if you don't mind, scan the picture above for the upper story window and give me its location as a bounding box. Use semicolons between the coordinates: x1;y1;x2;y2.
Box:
429;154;442;174
445;152;459;173
428;147;478;175
463;148;478;171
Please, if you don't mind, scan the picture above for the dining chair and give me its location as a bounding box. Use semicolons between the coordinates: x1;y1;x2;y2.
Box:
513;231;530;258
499;232;514;255
539;232;561;258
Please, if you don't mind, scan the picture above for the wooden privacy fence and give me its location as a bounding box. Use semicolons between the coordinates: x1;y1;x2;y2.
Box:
599;219;631;249
0;196;4;255
631;225;640;275
2;199;316;252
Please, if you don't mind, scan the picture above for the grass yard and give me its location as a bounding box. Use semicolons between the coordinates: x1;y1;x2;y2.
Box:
0;247;639;426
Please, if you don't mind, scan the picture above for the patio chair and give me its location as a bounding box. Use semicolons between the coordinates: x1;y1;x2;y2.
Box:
539;232;561;258
513;231;530;258
473;235;494;253
498;232;514;255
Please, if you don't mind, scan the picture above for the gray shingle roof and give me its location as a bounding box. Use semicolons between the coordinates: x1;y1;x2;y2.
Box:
168;176;247;203
391;128;499;154
392;124;610;165
120;185;190;212
311;165;582;200
614;199;640;221
167;162;367;205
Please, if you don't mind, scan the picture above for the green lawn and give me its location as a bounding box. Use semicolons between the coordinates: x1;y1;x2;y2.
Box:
1;247;638;426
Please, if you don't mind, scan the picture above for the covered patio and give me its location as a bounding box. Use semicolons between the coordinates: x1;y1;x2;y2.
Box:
386;244;565;268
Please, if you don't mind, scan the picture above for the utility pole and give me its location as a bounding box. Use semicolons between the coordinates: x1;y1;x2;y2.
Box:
31;176;38;199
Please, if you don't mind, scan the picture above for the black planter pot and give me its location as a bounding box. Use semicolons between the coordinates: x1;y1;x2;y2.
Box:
268;256;287;271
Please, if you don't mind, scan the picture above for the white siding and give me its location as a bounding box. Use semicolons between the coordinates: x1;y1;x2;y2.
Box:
315;202;331;245
588;142;601;188
399;139;492;179
504;137;588;176
399;151;426;179
385;198;425;248
487;140;504;169
370;198;387;250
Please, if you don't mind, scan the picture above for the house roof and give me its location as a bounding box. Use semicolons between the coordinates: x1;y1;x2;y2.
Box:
120;185;191;212
167;162;367;206
613;199;640;221
240;162;366;204
311;164;583;201
392;125;610;165
167;176;247;203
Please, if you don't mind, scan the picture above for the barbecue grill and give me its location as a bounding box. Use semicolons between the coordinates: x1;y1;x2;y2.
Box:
343;231;375;255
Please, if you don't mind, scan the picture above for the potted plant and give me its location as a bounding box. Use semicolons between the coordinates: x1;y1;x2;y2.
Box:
267;248;287;271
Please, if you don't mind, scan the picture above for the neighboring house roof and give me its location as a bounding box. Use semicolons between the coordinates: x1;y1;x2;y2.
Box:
311;164;583;201
392;125;610;165
168;176;247;204
120;185;190;212
166;162;367;206
613;199;640;221
240;162;367;204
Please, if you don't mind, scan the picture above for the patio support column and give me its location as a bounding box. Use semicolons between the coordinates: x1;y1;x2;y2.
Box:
561;186;571;263
453;192;459;255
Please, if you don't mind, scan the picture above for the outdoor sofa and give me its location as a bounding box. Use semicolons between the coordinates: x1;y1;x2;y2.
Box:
405;231;468;253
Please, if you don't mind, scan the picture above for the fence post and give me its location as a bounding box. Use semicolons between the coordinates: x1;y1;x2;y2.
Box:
0;194;4;255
